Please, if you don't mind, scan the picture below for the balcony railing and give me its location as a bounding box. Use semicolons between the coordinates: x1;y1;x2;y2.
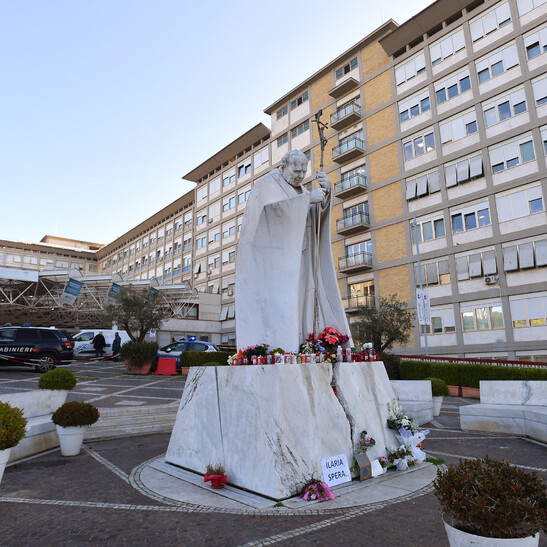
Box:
332;136;365;164
336;212;370;235
338;251;372;272
334;173;367;198
343;295;375;311
330;102;362;130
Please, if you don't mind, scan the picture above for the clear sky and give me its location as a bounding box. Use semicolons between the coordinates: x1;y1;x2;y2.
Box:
1;0;433;245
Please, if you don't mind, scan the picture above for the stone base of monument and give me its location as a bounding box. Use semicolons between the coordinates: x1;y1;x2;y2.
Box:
165;362;400;501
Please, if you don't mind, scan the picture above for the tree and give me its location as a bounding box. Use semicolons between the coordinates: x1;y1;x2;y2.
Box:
350;294;413;352
105;286;167;342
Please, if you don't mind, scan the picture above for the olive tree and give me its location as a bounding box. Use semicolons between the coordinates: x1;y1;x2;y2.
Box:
105;286;167;342
350;294;413;352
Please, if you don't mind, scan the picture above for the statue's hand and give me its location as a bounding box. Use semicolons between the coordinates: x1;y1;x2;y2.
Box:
310;187;327;203
316;171;330;191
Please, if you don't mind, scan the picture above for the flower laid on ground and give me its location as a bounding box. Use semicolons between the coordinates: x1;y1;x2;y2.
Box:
387;445;415;471
378;456;390;468
355;430;376;453
387;398;420;434
299;477;336;501
242;343;269;358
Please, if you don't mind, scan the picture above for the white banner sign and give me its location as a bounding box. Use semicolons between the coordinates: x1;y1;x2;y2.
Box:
321;453;351;487
416;288;431;326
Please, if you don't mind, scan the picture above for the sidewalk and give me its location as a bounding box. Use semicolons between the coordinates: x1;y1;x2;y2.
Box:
0;364;546;546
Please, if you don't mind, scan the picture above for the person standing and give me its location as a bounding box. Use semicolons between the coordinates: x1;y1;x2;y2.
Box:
93;331;106;360
111;332;121;362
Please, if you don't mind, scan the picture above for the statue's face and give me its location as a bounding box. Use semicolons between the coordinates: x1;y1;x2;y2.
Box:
282;159;308;187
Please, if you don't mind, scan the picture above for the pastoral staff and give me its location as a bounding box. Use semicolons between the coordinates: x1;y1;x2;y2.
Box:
236;149;351;352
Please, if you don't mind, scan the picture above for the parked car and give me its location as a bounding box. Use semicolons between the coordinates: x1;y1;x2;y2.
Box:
0;326;74;372
156;338;217;370
72;329;131;359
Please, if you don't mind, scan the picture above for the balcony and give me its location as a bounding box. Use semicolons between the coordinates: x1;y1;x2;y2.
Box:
338;251;372;273
332;136;365;164
330;102;362;131
343;295;375;313
334;173;367;199
336;212;369;235
328;77;359;99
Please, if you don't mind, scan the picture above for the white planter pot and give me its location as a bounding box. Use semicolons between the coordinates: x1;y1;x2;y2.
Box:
0;447;12;484
432;396;444;417
50;390;69;413
56;425;86;456
443;517;540;546
371;458;386;477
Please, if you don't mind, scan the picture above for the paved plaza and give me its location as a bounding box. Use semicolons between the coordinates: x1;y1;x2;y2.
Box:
0;361;546;546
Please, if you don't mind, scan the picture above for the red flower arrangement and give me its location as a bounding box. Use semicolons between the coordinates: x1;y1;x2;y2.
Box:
307;327;349;354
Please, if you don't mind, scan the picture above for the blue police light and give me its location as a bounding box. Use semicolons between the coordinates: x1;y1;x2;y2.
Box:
188;336;196;341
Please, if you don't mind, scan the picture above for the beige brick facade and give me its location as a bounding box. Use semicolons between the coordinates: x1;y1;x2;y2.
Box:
311;74;333;112
363;70;392;112
374;222;407;263
366;106;396;148
371;181;404;223
361;42;389;79
377;264;411;302
368;142;399;185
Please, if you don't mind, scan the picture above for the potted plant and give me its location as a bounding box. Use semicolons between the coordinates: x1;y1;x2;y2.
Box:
433;456;547;546
425;376;449;417
51;401;100;456
204;464;227;489
0;402;28;484
38;368;77;412
119;340;158;375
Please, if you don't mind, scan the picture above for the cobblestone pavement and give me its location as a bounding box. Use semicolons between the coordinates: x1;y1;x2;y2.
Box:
1;365;546;546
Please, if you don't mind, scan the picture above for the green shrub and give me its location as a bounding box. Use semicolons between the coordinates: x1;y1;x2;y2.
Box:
434;456;547;538
119;341;158;368
0;402;28;450
202;361;222;366
379;352;402;380
400;359;432;380
38;368;77;391
179;351;232;367
430;362;461;386
425;377;449;397
52;402;100;428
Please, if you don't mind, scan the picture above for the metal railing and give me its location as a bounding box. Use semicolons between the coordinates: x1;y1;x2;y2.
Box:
398;354;547;369
336;212;369;231
338;251;372;270
343;295;375;310
334;173;367;195
330;101;361;124
332;136;365;159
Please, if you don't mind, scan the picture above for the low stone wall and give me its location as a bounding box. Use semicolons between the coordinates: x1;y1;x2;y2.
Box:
460;381;547;442
390;380;433;425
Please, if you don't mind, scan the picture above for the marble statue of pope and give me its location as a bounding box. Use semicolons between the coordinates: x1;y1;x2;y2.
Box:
235;149;351;352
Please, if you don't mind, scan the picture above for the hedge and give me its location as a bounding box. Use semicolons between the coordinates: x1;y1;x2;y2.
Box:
179;351;232;367
400;360;547;388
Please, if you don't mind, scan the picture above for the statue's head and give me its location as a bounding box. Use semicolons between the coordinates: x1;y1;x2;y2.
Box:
279;150;308;187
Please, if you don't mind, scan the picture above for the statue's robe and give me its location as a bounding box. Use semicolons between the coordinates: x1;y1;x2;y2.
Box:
236;168;351;352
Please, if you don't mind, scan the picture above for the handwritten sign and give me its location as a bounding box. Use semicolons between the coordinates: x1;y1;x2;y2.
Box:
321;454;351;487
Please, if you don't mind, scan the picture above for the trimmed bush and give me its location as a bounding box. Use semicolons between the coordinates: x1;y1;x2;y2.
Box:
38;368;77;391
52;401;100;428
202;361;222;366
119;341;158;368
425;377;450;397
0;402;28;450
179;351;232;367
379;352;401;380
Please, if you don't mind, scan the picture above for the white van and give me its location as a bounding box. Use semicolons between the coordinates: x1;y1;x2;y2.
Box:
72;330;131;359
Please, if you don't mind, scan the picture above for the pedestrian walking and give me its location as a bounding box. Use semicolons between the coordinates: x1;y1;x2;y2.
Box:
111;332;121;362
93;331;106;360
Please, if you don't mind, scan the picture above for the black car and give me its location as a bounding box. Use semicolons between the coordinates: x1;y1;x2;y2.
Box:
0;326;74;372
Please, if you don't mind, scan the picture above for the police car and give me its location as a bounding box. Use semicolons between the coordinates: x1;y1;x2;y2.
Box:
156;336;217;371
0;326;74;373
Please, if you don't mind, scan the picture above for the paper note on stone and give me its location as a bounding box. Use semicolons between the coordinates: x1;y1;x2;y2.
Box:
322;453;351;487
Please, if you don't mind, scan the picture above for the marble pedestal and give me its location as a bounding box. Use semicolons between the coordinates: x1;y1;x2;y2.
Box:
166;362;398;500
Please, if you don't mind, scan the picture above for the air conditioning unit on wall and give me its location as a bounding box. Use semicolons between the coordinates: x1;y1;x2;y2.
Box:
484;276;498;285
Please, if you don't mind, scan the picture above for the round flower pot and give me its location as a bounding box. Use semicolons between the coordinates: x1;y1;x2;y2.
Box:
432;396;444;417
49;390;69;413
124;360;152;375
443;516;540;546
0;447;12;484
56;425;86;456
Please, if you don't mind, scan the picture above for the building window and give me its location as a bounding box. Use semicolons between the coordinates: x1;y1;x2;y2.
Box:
196;185;207;201
346;241;372;258
238;160;251;177
395;51;426;86
276;105;288;119
411;216;445;243
517;0;547;16
290;91;308;110
496;183;544;222
445;154;484;188
196;213;207;225
238;188;251;204
223;195;236;212
196;236;206;249
429;29;465;66
336;57;358;80
209;177;220;194
469;2;511;43
415;259;451;286
451;202;491;233
510;296;547;327
277;133;288;147
403;130;435;161
424;309;456;334
532;75;547;107
489;134;536;173
440;110;478;145
524;24;547;60
291;120;310;138
476;43;519;84
405;170;441;200
223;169;235;186
398;89;430;122
483;86;527;127
254;146;269;167
462;304;504;331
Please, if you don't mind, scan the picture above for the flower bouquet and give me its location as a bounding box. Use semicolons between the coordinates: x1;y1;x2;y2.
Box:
387;398;420;434
355;430;375;453
299;477;335;501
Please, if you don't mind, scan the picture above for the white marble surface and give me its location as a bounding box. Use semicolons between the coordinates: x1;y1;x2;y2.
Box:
390;380;433;425
480;381;547;406
166;362;398;500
